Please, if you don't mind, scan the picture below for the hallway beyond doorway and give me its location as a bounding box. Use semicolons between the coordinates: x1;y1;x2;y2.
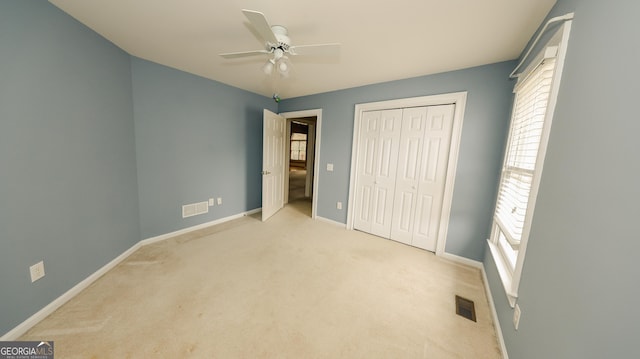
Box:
288;168;311;216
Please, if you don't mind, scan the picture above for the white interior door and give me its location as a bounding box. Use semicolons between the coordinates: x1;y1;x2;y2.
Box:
353;109;402;238
390;107;428;245
353;104;456;252
348;93;467;254
353;111;379;232
411;104;455;250
262;109;286;221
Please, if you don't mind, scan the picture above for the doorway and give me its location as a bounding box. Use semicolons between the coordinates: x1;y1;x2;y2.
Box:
285;117;316;216
288;120;310;200
280;109;322;219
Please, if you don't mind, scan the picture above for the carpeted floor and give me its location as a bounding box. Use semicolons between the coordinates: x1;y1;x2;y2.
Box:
19;201;502;358
288;168;307;203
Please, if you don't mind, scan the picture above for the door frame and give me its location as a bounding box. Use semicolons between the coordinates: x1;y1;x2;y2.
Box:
285;118;316;200
279;109;322;219
346;92;467;255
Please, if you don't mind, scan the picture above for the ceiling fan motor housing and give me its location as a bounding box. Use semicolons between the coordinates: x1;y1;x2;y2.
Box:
270;25;291;52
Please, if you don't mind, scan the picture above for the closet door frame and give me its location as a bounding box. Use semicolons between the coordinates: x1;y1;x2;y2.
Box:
346;92;467;256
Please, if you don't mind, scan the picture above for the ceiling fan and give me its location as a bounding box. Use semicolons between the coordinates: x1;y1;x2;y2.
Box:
219;9;340;77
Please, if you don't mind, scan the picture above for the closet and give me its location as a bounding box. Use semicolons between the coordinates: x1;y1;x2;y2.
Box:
352;104;455;251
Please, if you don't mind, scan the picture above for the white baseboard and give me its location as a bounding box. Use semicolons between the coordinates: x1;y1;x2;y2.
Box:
141;208;262;245
1;208;262;340
1;241;143;340
315;216;347;228
439;252;483;269
438;251;508;358
481;265;509;359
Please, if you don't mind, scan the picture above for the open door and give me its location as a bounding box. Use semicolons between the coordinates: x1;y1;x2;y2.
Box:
262;109;286;221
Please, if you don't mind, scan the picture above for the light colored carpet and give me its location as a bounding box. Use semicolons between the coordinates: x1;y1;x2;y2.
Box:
20;202;502;358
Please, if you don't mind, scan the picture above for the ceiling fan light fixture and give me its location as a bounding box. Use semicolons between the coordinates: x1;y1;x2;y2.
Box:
277;56;290;77
273;48;284;60
262;59;275;75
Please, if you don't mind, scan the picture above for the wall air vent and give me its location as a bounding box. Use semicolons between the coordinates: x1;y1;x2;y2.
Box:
182;201;209;218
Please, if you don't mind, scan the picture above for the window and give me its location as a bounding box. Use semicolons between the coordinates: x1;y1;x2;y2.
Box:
488;19;572;306
290;133;307;161
494;57;556;250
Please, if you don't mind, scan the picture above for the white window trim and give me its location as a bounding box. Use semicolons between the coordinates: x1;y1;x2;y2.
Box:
489;17;573;307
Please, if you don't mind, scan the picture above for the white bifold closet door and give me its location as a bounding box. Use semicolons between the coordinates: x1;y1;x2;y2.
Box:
353;109;402;238
353;104;455;252
390;105;455;251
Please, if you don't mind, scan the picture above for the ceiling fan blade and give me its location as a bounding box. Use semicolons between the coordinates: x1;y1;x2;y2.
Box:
242;9;278;44
219;50;271;59
289;43;341;57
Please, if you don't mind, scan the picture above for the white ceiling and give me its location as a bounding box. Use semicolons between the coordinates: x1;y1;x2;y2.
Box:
48;0;556;99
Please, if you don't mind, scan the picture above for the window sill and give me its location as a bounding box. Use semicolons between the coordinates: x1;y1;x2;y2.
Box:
487;239;518;308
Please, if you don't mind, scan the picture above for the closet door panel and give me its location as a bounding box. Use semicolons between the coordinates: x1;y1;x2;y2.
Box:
369;109;402;238
390;107;427;244
412;105;455;251
353;111;380;232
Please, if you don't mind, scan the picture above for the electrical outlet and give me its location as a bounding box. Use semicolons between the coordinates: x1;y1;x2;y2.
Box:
326;163;334;172
30;261;45;283
337;201;342;210
209;198;214;206
513;304;521;330
217;197;222;205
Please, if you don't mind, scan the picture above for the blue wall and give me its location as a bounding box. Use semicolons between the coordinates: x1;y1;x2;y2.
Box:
132;58;276;238
0;1;276;336
279;63;515;261
10;1;625;349
0;1;140;334
484;0;640;357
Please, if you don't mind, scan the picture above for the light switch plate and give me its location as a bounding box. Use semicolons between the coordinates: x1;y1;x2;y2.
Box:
30;261;45;283
327;163;334;172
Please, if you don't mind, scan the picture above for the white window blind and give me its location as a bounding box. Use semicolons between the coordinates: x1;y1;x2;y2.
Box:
489;16;572;306
494;58;556;248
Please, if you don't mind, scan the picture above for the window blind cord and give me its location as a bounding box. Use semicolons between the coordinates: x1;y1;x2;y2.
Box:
509;13;574;79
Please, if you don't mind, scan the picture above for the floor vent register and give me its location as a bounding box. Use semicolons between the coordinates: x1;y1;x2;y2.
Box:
455;295;477;322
